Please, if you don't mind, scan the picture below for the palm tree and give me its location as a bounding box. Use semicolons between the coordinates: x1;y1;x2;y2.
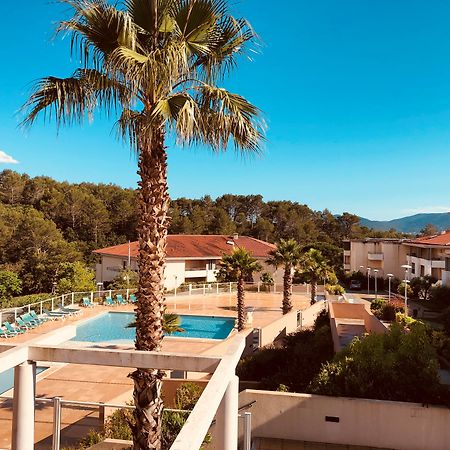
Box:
219;248;261;331
266;238;302;314
22;1;263;448
127;313;185;334
298;248;330;305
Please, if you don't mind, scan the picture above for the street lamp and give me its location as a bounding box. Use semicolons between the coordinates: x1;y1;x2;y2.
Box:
387;274;394;301
401;264;412;316
367;267;371;295
373;269;379;299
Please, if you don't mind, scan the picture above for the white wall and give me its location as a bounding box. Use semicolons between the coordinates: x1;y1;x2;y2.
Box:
239;390;450;450
164;260;186;289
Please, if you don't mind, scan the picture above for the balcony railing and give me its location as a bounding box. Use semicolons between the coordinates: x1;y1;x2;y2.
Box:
367;253;383;261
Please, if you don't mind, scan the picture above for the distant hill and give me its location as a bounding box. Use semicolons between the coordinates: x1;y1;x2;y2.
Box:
359;213;450;234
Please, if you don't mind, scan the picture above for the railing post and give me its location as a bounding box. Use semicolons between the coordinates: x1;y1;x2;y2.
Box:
126;288;129;302
28;304;31;313
216;375;239;450
52;396;62;450
14;308;18;322
229;282;232;293
216;282;219;294
61;294;65;307
40;301;43;315
90;291;94;303
242;412;252;450
257;282;260;293
174;284;177;297
51;298;54;311
98;402;105;425
189;284;192;296
12;361;36;450
203;284;206;295
109;289;112;298
72;292;75;305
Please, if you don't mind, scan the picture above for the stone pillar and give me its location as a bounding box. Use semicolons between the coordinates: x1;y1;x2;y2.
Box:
216;375;238;450
12;361;36;450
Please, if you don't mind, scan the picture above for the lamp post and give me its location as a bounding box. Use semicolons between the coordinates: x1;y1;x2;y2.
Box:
373;269;379;299
367;267;371;295
401;264;412;316
387;274;394;301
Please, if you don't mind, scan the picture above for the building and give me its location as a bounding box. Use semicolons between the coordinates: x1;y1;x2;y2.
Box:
93;234;278;289
344;231;450;285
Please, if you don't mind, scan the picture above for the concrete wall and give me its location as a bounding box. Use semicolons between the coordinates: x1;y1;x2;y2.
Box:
164;260;186;289
299;301;326;329
239;390;450;450
259;309;299;347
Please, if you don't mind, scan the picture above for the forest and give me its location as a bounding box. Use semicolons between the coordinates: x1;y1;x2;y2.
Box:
0;169;404;295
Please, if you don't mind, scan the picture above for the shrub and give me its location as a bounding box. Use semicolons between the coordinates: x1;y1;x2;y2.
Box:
441;307;450;336
397;281;412;298
0;270;22;306
237;311;334;392
309;323;449;405
325;284;345;295
373;298;404;321
429;285;450;307
370;298;386;312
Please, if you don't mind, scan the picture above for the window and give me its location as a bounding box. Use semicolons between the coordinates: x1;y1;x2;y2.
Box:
411;262;416;274
343;241;351;251
446;258;450;271
420;265;425;277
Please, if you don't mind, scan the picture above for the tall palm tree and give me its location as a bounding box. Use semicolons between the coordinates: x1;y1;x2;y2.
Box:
266;238;302;314
219;248;261;331
298;248;330;305
22;1;263;448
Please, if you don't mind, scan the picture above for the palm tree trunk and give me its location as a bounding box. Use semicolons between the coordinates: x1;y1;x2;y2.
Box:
282;265;293;314
311;279;317;305
237;275;245;331
130;126;168;450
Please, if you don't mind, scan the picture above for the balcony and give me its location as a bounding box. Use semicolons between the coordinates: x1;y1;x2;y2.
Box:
185;268;208;278
431;260;445;269
367;253;383;261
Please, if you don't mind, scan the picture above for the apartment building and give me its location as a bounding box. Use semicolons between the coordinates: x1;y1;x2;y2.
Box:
344;231;450;285
93;234;278;289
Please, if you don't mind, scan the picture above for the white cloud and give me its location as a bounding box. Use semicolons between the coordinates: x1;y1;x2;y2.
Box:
402;206;450;215
0;150;19;164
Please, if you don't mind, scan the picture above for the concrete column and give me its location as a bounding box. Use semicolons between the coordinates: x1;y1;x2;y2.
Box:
216;375;238;450
12;361;36;450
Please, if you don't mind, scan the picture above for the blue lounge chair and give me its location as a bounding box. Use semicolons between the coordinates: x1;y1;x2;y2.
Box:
29;311;49;323
129;294;137;303
82;297;94;307
16;317;36;330
116;294;127;305
58;304;81;315
0;326;18;338
21;313;40;327
43;308;68;319
104;296;115;306
4;322;25;334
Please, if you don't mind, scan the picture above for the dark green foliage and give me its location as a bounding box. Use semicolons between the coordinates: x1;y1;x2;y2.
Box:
441;307;450;336
429;285;450;308
372;299;405;321
309;323;449;405
237;311;334;392
0;270;22;305
410;275;438;300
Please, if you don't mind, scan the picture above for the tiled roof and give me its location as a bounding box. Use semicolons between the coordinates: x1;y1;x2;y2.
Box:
408;230;450;246
93;235;276;259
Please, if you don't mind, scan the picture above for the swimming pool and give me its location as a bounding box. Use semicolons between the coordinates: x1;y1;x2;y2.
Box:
71;312;235;343
0;367;47;395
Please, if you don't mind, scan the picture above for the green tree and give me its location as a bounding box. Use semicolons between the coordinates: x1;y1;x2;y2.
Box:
219;248;261;331
309;323;447;405
109;268;139;289
22;1;263;447
56;261;95;294
298;248;331;304
0;270;22;306
266;239;302;314
420;223;439;236
410;275;438;300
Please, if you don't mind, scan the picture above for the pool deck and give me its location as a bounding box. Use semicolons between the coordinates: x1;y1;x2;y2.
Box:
0;292;311;449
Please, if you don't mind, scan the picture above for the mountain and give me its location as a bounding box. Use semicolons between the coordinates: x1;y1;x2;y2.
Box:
359;213;450;234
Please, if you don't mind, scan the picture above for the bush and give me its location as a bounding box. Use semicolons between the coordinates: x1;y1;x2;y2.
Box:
441;307;450;336
1;292;51;308
237;311;334;392
373;298;404;321
429;285;450;308
398;281;412;298
309;323;449;405
370;298;386;312
325;284;345;295
0;270;22;306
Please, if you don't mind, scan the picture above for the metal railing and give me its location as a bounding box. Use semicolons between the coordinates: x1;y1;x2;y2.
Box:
2;395;252;450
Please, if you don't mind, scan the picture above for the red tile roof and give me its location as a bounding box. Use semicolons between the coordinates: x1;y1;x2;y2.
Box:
93;235;276;259
408;230;450;246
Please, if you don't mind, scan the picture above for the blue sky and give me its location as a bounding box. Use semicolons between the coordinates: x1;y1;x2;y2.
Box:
1;0;450;220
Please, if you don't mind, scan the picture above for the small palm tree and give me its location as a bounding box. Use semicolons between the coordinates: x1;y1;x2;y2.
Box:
128;313;184;334
219;248;261;331
22;1;263;447
298;248;330;304
266;239;302;314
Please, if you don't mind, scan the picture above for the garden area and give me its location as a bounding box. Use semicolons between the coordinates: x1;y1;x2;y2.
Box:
237;310;450;406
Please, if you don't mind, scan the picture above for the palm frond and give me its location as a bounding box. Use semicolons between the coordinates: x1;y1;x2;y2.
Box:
21;69;130;128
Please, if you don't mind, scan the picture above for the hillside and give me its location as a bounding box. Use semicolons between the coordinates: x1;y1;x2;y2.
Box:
360;213;450;233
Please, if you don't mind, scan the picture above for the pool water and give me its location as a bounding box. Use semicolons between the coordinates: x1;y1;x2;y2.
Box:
0;367;47;395
71;312;235;343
